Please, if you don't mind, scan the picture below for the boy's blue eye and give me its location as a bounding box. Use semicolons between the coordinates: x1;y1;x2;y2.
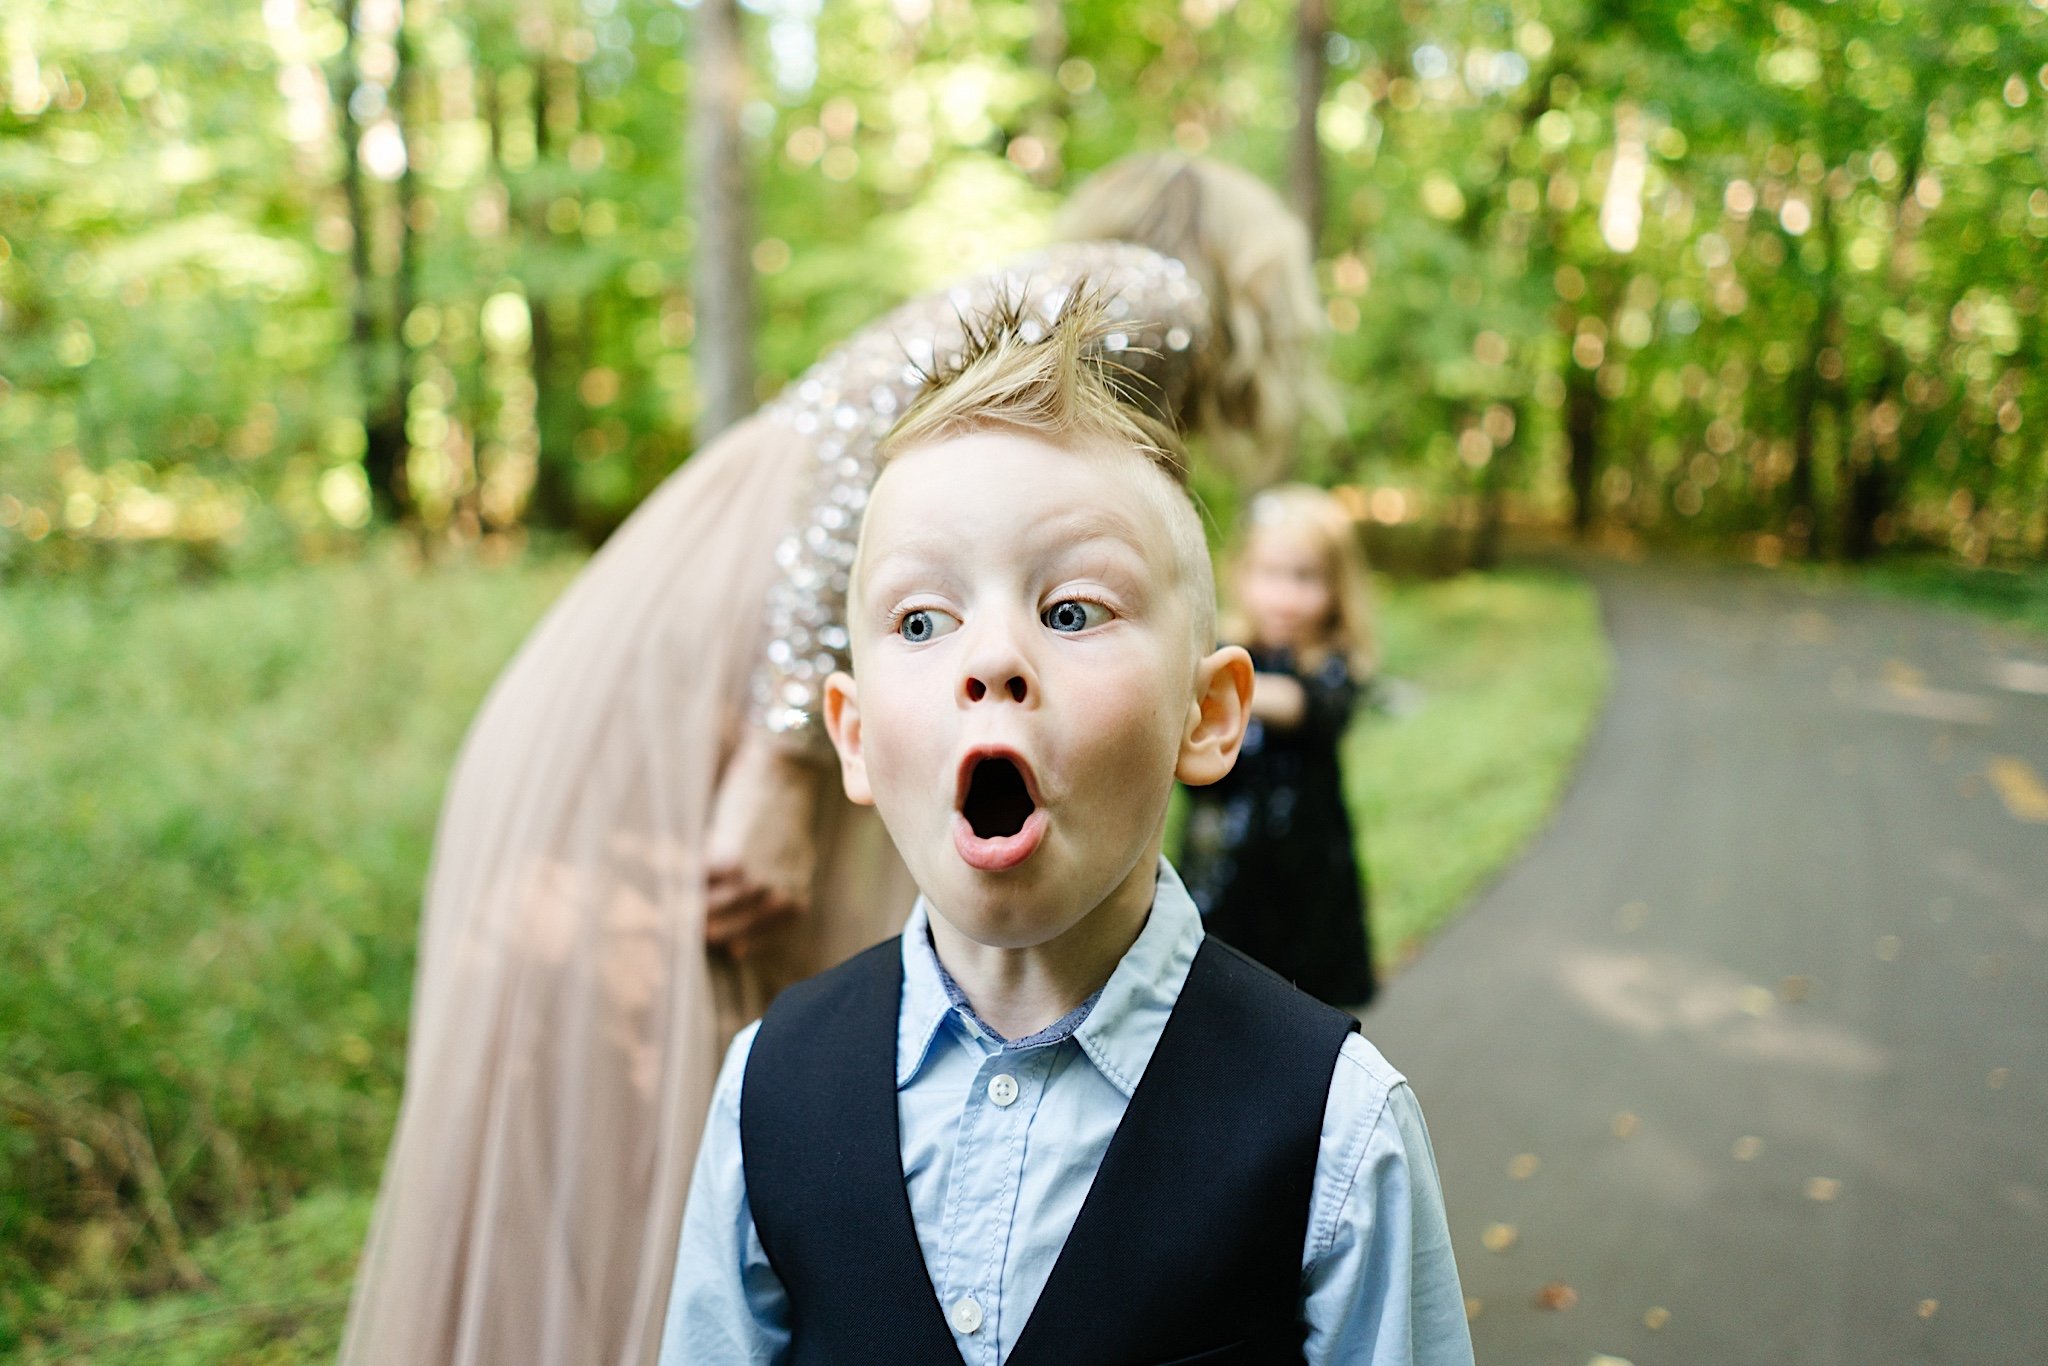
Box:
897;607;960;642
1042;599;1108;633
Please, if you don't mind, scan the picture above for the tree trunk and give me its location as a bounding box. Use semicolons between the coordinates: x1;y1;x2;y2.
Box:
690;0;756;442
1566;367;1602;538
524;56;577;529
334;0;403;521
1473;404;1521;570
1786;194;1839;557
1025;0;1067;187
1842;143;1925;562
367;0;415;518
1289;0;1328;247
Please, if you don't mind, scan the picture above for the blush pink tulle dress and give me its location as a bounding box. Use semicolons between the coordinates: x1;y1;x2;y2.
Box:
338;242;1212;1366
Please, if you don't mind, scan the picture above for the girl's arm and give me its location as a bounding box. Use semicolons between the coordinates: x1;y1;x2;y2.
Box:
1248;671;1308;728
1252;656;1359;737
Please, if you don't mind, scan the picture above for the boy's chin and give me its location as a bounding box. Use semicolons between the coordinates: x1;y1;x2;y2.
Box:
922;866;1075;947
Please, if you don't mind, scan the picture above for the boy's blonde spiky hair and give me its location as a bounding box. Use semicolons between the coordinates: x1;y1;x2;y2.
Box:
871;284;1217;656
880;285;1191;484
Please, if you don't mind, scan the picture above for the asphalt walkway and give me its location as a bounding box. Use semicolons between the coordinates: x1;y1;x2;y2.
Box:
1366;561;2048;1366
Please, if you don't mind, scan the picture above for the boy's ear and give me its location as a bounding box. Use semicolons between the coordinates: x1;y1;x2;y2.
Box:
822;670;875;806
1177;645;1254;787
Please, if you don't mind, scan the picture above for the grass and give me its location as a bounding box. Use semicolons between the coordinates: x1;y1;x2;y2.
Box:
1834;556;2048;640
3;1192;372;1366
0;547;578;1357
1345;569;1611;961
3;554;1609;1363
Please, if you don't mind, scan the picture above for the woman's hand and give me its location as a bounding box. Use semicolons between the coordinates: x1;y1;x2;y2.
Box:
703;737;825;960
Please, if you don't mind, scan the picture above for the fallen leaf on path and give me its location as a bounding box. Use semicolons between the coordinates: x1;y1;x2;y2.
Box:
1988;1068;2009;1090
1587;1356;1635;1366
1509;1153;1540;1180
1918;1298;1939;1319
1731;1135;1763;1162
1611;1111;1640;1140
1987;756;2048;823
1534;1282;1578;1311
1481;1222;1519;1253
1741;986;1775;1017
1779;975;1811;1003
1876;935;1902;962
1644;1306;1671;1331
1463;1296;1483;1322
1883;659;1926;696
1806;1176;1842;1202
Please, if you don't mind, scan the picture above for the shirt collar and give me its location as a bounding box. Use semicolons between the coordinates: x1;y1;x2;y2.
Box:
896;857;1205;1097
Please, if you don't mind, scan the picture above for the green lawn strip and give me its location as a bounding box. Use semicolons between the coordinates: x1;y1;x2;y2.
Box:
0;549;576;1348
1825;557;2048;640
1347;570;1611;963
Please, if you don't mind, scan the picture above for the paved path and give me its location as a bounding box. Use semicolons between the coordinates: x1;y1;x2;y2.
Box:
1366;562;2048;1366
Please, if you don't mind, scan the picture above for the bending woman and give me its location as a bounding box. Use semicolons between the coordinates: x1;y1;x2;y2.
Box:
339;153;1326;1366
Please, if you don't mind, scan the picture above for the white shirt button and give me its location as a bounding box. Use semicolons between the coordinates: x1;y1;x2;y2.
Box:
950;1294;984;1334
987;1073;1019;1107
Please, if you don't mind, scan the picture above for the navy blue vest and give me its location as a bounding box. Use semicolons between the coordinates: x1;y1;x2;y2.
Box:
739;934;1360;1365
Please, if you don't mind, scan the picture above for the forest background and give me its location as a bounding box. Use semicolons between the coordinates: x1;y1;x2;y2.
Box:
3;0;2047;1359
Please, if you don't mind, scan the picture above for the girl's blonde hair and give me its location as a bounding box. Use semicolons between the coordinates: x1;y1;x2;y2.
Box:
1222;484;1378;680
1054;154;1336;491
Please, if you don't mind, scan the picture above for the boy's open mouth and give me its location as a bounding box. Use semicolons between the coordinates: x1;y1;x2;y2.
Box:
954;749;1047;872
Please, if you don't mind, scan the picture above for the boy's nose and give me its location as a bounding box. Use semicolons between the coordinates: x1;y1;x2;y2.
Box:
964;673;1029;703
960;627;1035;707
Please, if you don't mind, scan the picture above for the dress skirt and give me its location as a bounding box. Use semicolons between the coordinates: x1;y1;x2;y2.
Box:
337;414;916;1366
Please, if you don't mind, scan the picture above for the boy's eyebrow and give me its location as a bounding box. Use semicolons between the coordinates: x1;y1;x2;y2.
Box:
1028;508;1152;557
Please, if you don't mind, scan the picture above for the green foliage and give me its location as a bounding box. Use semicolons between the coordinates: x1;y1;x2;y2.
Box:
0;550;575;1342
4;0;2044;569
1346;569;1610;956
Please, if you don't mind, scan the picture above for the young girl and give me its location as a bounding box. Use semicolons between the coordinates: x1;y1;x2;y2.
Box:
1180;484;1379;1008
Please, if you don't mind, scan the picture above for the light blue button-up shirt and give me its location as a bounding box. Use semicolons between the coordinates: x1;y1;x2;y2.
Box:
662;860;1474;1366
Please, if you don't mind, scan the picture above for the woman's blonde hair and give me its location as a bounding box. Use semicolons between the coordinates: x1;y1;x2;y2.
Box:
1054;153;1335;490
1222;484;1377;679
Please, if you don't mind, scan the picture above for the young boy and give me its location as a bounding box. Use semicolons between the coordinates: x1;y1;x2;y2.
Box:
661;291;1473;1365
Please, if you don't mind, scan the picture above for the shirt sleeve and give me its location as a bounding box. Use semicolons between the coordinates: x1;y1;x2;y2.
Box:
658;1022;792;1366
1301;1038;1474;1366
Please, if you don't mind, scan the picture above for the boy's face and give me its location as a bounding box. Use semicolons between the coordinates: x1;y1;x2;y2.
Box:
825;429;1246;949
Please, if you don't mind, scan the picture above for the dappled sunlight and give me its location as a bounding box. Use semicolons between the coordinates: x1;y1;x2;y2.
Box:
1556;947;1889;1077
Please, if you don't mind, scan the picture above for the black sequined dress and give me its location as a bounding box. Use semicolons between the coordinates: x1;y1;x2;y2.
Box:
1179;646;1376;1008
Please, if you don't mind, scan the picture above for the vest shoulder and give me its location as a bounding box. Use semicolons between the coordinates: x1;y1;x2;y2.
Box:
1197;936;1361;1037
759;936;902;1031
